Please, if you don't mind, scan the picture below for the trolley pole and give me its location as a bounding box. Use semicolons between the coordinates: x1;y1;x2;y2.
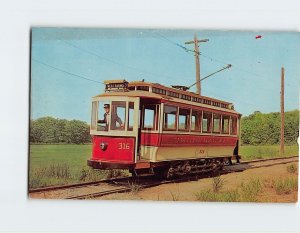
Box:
185;33;209;96
280;67;285;155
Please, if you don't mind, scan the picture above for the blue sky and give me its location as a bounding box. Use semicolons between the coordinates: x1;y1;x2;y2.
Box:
31;28;300;123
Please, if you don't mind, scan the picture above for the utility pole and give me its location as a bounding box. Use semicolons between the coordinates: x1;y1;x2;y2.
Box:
185;33;209;96
280;67;285;155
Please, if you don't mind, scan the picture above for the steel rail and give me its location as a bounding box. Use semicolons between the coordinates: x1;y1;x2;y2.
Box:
28;176;133;193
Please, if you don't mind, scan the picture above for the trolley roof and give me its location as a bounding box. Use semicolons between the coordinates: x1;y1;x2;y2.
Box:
94;80;240;114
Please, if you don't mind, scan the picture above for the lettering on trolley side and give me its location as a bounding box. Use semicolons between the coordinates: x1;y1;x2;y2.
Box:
161;135;237;146
118;142;130;150
195;149;206;156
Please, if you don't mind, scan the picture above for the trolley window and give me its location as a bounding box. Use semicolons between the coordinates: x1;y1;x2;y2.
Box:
178;108;190;131
202;112;212;133
163;105;177;130
96;101;111;131
222;115;230;134
110;101;126;131
191;110;201;132
128;102;134;131
142;104;158;130
213;114;221;133
230;116;237;135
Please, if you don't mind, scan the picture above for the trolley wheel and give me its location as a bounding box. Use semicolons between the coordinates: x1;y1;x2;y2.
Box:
153;167;169;179
224;158;233;166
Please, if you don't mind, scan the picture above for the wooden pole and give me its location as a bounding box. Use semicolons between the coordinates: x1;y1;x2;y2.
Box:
185;34;209;96
280;67;285;155
194;34;201;96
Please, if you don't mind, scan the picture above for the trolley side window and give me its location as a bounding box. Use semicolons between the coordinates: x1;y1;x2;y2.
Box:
178;108;190;131
230;116;238;135
213;114;221;133
163;105;177;130
191;110;201;132
202;112;212;133
222;115;230;134
110;101;126;131
142;104;158;130
128;102;134;131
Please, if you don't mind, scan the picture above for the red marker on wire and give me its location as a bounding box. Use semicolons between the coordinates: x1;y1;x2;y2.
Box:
255;35;262;39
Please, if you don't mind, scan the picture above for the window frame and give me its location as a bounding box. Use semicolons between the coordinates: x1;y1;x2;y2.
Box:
127;102;134;131
202;111;212;133
213;113;221;134
190;109;202;132
230;116;238;135
221;115;230;134
178;107;191;131
110;101;126;131
163;105;178;131
141;104;159;131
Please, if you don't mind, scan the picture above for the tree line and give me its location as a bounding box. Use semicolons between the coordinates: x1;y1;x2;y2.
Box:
241;110;299;145
30;110;299;145
30;117;91;144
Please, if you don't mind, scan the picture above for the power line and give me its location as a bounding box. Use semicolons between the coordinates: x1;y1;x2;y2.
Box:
151;31;281;86
154;31;202;56
32;58;104;84
60;40;178;81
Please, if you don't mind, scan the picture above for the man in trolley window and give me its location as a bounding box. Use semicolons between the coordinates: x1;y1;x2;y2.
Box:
97;104;124;130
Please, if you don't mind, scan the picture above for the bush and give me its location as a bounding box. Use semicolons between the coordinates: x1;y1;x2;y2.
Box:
286;164;298;174
212;176;224;192
195;189;239;202
239;178;262;202
274;177;298;195
195;178;263;202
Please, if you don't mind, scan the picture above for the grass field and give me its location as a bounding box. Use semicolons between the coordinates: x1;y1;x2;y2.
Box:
240;145;298;160
29;144;127;189
28;144;298;189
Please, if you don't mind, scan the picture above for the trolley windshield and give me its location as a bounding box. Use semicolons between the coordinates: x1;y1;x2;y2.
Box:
91;97;137;134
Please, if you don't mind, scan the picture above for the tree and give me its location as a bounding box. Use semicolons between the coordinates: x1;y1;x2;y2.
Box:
30;117;91;144
64;120;90;144
241;110;299;145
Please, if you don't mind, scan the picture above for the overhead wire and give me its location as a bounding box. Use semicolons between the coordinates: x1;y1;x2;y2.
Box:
32;58;104;84
60;40;179;81
153;31;199;55
152;31;297;92
152;31;300;108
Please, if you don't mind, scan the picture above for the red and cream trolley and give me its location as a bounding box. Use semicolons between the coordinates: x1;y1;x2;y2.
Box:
88;80;241;177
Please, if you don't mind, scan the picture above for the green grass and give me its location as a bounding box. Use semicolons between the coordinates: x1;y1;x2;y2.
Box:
195;175;298;203
29;144;92;172
29;144;298;189
195;189;240;202
195;178;263;202
273;177;298;195
240;145;298;160
28;144;128;189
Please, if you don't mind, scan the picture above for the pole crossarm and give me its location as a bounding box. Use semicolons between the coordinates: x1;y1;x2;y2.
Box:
185;39;209;44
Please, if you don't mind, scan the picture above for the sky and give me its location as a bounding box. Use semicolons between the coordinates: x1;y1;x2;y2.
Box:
31;28;300;123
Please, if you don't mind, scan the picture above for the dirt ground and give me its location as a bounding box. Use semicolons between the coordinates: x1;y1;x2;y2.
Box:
95;162;298;203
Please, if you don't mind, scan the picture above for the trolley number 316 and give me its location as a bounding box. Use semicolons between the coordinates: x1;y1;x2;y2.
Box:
118;142;130;150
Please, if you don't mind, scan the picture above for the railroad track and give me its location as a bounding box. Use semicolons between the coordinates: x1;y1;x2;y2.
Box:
29;155;298;200
223;155;299;173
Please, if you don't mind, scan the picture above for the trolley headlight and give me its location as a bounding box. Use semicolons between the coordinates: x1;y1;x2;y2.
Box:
100;142;108;151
